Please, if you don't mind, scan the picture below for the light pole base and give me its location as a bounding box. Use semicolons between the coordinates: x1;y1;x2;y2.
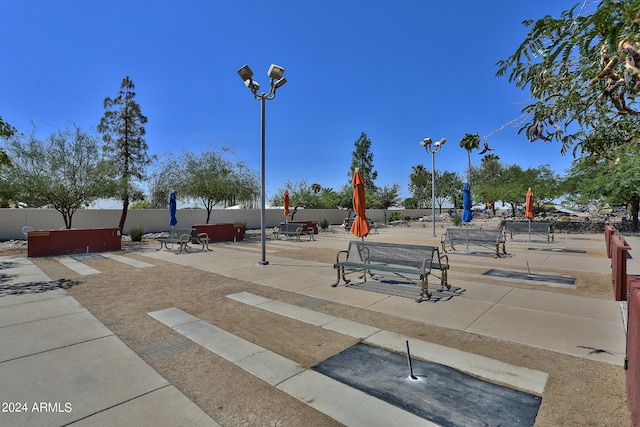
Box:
258;261;269;266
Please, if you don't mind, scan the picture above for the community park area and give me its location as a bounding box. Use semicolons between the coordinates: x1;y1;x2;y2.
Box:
0;214;638;426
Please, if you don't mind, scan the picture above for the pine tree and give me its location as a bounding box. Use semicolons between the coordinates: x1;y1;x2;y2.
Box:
349;132;377;192
97;76;152;230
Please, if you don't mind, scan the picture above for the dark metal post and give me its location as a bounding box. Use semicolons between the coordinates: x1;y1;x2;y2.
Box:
259;96;268;265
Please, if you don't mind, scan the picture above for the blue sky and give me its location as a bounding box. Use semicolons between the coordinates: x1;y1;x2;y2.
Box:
1;1;589;201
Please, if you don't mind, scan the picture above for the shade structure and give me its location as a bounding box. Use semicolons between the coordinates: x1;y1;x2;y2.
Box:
462;183;473;223
283;189;291;220
169;192;178;227
350;169;371;238
525;188;535;220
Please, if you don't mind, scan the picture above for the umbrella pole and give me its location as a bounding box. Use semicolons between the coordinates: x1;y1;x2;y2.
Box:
524;219;535;242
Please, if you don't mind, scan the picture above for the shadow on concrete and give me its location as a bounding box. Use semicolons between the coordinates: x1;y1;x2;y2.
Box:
346;279;465;303
483;269;576;286
312;343;541;426
0;278;80;297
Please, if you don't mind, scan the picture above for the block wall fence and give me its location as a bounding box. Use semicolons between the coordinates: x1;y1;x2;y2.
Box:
0;208;436;241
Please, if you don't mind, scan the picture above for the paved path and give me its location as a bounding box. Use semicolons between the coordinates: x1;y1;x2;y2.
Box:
0;256;218;427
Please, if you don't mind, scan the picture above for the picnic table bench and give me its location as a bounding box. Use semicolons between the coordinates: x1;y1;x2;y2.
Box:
332;240;450;302
441;227;506;258
504;221;554;243
157;228;210;254
273;222;315;241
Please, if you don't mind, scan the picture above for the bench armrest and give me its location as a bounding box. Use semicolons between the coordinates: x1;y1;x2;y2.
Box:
437;251;449;267
335;250;348;265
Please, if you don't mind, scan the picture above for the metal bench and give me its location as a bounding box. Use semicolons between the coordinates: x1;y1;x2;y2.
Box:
273;222;315;241
505;221;554;243
157;228;210;253
332;240;450;303
441;227;506;258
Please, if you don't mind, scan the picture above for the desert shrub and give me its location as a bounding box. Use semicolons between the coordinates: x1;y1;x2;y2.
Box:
129;225;145;242
452;213;462;226
320;218;330;229
389;212;402;221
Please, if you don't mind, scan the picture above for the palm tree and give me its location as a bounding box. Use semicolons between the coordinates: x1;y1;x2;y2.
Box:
311;183;322;193
481;153;500;163
459;132;480;183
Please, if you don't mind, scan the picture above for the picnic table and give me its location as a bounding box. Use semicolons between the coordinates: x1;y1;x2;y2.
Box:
157;228;210;254
273;222;315;241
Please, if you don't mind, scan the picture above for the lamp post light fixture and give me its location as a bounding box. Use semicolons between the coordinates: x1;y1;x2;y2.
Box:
420;137;446;238
237;63;287;265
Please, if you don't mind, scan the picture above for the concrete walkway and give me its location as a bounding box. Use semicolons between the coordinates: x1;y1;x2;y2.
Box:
141;229;627;366
0;226;630;425
0;256;219;427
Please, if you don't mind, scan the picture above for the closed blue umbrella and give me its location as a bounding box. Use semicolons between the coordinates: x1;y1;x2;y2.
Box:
461;182;474;254
169;192;178;227
462;183;473;223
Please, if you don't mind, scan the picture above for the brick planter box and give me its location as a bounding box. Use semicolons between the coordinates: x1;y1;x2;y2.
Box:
627;275;640;426
27;228;122;257
192;223;245;242
611;234;632;301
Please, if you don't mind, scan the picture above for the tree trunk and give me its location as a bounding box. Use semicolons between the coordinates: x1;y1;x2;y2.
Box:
632;195;639;232
118;197;129;231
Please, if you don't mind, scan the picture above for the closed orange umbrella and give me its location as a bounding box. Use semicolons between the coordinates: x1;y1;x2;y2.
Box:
350;169;371;238
525;188;534;220
283;189;290;220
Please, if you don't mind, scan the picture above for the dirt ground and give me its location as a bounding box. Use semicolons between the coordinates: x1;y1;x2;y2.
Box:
0;231;631;427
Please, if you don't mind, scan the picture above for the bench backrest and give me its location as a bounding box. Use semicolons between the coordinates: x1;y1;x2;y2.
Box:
505;222;551;232
279;222;304;232
168;228;194;238
445;228;503;241
346;240;437;269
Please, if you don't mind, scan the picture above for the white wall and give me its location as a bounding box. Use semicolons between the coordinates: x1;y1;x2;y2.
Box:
0;208;435;240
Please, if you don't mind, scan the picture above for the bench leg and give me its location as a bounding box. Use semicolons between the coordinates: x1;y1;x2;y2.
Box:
331;266;351;287
438;269;450;292
416;275;432;303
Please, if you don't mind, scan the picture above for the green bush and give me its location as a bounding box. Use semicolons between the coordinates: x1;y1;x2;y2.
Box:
389;211;402;221
452;213;462;226
129;225;145;242
320;218;330;229
130;200;151;209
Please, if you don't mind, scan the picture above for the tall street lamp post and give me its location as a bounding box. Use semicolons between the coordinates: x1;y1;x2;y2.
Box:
420;137;446;237
238;64;287;265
